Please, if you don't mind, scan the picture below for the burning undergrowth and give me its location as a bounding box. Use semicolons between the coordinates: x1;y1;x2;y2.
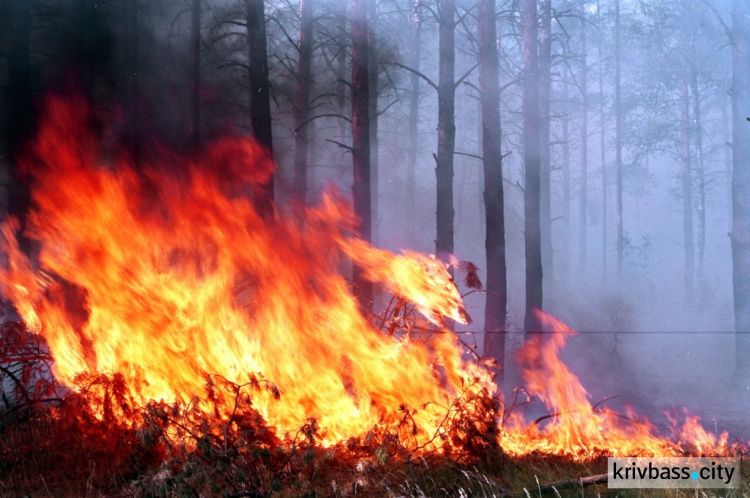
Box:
0;96;745;495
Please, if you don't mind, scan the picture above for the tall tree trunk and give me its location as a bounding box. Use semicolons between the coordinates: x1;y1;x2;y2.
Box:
435;0;456;262
351;0;373;311
407;0;421;243
578;8;588;273
336;9;348;139
723;95;732;230
597;0;607;279
614;0;623;279
478;0;507;382
523;0;543;335
122;0;140;161
293;0;314;202
731;0;750;372
247;0;275;216
4;0;34;257
561;87;571;282
190;0;201;147
681;80;694;302
368;0;379;245
689;57;707;303
539;0;553;289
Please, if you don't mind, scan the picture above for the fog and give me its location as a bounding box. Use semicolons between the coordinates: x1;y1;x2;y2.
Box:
0;0;748;439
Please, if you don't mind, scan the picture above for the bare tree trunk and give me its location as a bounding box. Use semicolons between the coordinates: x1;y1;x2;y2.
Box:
122;0;140;161
435;0;456;262
731;0;750;372
247;0;275;216
351;0;373;311
614;0;623;279
689;56;707;303
478;0;507;382
407;0;421;241
523;0;543;335
368;0;379;245
681;80;694;302
190;0;201;147
293;0;314;202
561;88;571;282
539;0;553;289
578;8;588;273
597;0;607;280
336;8;348;139
723;95;732;230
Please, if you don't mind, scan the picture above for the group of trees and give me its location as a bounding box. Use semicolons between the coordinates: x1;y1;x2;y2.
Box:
1;0;749;375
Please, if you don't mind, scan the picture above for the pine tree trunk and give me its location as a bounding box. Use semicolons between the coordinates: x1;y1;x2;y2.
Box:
731;0;750;372
4;0;33;257
293;0;314;202
614;0;623;279
190;0;201;147
478;0;507;382
407;0;421;242
523;0;543;335
351;0;373;311
368;0;379;245
690;57;707;303
578;9;588;273
539;0;553;288
247;0;275;216
681;80;694;302
435;0;455;261
597;0;607;280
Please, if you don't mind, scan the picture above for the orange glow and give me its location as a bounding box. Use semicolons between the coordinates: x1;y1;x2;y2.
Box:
0;96;740;458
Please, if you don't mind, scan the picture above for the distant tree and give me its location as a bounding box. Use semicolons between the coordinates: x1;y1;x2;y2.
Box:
730;0;750;371
293;0;314;202
435;0;456;262
407;0;422;243
246;0;275;215
577;3;588;274
478;0;507;381
190;0;201;147
523;0;543;335
351;0;373;311
539;0;553;287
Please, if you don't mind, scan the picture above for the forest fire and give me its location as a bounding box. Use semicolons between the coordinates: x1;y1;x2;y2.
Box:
0;96;740;465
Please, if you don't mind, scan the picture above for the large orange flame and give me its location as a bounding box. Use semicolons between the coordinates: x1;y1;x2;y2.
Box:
0;96;490;445
0;96;739;459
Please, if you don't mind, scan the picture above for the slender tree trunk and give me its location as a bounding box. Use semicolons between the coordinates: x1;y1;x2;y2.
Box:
407;0;421;242
681;80;694;302
578;9;588;273
731;0;750;372
539;0;553;288
614;0;623;279
122;0;140;161
597;0;607;279
4;0;33;257
689;59;707;303
478;0;507;382
435;0;455;261
336;9;348;139
247;0;275;216
523;0;543;335
561;88;571;282
723;96;732;230
293;0;314;202
368;0;379;245
351;0;373;311
190;0;201;147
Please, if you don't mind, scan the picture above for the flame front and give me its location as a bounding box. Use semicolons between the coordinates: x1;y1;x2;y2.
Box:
0;96;739;459
0;96;490;445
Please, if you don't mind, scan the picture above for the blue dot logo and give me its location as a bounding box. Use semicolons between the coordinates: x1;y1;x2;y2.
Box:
691;472;699;480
